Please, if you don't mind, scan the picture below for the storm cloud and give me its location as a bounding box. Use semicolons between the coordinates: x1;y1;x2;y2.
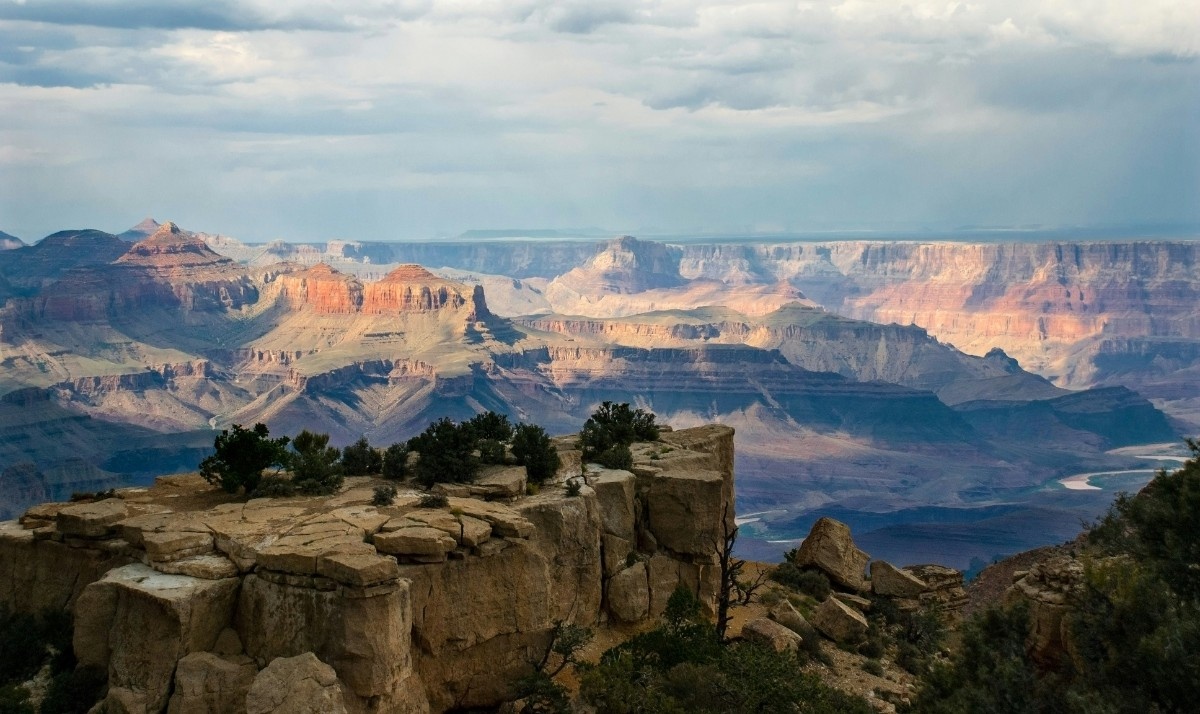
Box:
0;0;1196;242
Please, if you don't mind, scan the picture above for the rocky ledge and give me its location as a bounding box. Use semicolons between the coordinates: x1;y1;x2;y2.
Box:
0;424;734;714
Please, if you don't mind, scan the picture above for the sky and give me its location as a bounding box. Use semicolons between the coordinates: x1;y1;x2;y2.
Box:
0;0;1197;243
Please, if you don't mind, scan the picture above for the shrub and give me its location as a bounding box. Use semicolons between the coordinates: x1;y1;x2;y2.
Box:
593;444;633;471
290;430;344;495
381;443;408;480
371;485;397;507
199;423;290;494
341;436;382;475
249;476;296;498
465;411;514;442
408;418;479;487
478;438;507;465
418;493;449;509
41;666;106;714
863;659;885;677
565;478;582;497
511;423;561;485
771;562;831;602
578;401;658;464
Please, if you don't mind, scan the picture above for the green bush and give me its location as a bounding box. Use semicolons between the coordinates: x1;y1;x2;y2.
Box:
381;443;408;480
565;478;582;497
199;423;290;494
593;444;633;471
0;608;101;714
408;418;479;487
479;438;507;465
41;666;106;714
511;423;561;485
341;436;382;475
770;562;831;601
579;402;658;464
249;476;296;498
466;411;514;442
371;485;397;507
418;493;449;509
863;659;885;677
290;430;344;495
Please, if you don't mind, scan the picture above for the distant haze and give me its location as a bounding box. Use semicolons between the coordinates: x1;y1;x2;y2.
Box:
1;1;1197;242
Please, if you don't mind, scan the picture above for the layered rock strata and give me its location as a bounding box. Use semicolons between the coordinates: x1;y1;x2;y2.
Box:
0;424;734;714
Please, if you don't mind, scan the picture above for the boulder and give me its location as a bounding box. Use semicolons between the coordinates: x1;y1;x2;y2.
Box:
792;517;869;591
471;466;526;499
601;534;633;577
871;560;926;598
166;652;257;714
607;562;649;623
833;592;872;611
906;564;968;613
245;653;346;714
811;597;869;644
74;563;240;714
644;469;726;557
742;617;802;653
373;527;456;561
590;469;635;540
56;499;127;538
153;555;240;580
1005;555;1085;667
768;599;810;635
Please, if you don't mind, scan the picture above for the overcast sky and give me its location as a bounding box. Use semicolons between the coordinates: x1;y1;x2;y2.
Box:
0;1;1197;242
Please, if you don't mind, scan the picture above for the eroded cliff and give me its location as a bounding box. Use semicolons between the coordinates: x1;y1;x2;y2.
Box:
0;424;735;714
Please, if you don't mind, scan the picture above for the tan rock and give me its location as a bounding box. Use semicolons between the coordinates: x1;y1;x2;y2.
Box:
316;551;399;587
768;599;810;635
57;499;128;538
245;653;346;714
644;469;725;557
166;651;257;714
75;563;239;714
256;544;321;576
792;517;869;591
152;555;239;580
834;592;872;611
447;499;534;539
601;534;633;577
906;564;968;613
143;531;214;562
471;466;526;499
742;617;802;653
590;469;635;540
871;560;927;598
811;596;869;643
373;527;456;559
404;510;491;547
213;628;244;656
607;562;649;623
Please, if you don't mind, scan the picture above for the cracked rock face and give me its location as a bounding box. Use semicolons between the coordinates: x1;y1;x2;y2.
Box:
0;424;735;714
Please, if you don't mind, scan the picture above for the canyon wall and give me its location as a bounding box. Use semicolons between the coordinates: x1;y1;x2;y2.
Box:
0;425;734;714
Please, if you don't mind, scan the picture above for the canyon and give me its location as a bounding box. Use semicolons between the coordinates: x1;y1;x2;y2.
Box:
0;222;1194;567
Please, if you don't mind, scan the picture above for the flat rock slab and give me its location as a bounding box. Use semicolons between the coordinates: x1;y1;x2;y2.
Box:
743;617;802;653
871;560;927;598
374;527;457;558
153;554;240;580
57;499;128;538
316;551;399;587
812;597;869;644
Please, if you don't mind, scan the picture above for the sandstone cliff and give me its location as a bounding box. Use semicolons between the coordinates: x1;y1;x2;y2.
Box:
0;424;734;714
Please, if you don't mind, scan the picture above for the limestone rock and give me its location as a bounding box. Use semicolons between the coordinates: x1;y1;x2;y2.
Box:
245;653;346;714
906;564;968;613
316;551;399;587
75;563;239;714
644;469;725;558
871;560;927;598
607;562;649;623
812;596;869;643
152;554;239;580
1005;555;1085;667
57;499;128;538
471;466;526;499
647;554;701;618
403;510;492;548
833;592;872;611
373;527;456;561
601;534;633;577
768;599;810;635
742;617;802;653
591;469;635;540
792;517;869;591
166;651;257;714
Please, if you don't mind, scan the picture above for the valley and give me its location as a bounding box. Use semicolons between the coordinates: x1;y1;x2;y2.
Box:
0;221;1194;568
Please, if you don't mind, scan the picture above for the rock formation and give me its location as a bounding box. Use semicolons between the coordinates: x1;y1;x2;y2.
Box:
0;424;734;713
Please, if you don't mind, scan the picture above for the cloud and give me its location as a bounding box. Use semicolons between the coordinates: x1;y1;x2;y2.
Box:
0;1;1196;240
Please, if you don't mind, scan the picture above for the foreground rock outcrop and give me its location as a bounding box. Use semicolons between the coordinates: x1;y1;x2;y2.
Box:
0;424;734;714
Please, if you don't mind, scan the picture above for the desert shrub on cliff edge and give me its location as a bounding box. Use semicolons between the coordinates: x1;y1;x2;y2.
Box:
341;436;382;475
199;423;290;494
289;430;344;495
579;401;658;467
578;587;872;714
408;417;480;487
908;441;1200;713
0;607;104;714
512;423;561;485
381;443;409;480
